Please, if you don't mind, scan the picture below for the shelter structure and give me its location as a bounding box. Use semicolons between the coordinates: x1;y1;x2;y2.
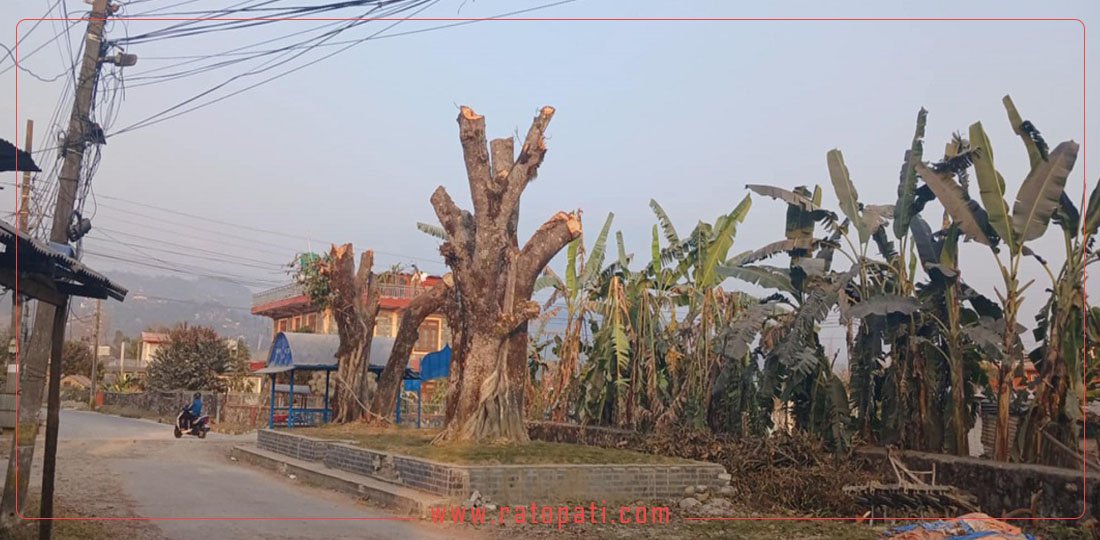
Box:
260;333;401;427
258;332;453;428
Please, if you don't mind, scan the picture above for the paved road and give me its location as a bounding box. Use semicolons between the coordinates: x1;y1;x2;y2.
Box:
56;410;480;540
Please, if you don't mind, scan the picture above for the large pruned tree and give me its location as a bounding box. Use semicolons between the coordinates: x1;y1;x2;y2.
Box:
326;244;384;423
430;105;581;443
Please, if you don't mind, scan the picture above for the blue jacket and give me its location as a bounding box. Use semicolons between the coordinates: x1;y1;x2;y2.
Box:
190;398;202;417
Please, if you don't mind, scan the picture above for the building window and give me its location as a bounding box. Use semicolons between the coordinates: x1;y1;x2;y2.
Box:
277;318;288;333
292;316;302;330
415;319;440;352
304;313;316;332
375;312;394;337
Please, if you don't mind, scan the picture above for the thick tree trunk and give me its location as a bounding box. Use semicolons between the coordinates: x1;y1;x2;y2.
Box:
328;246;382;423
429;105;581;443
370;277;451;418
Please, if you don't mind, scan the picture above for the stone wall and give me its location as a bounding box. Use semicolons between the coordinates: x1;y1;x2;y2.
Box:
858;447;1098;519
101;390;221;418
257;429;728;505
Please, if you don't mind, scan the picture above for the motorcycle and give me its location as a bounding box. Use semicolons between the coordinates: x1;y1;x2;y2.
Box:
174;406;210;439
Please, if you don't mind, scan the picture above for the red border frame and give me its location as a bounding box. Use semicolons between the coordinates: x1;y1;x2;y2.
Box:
10;14;1091;525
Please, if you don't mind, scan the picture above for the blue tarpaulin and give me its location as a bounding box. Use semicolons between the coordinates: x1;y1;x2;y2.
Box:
418;345;451;381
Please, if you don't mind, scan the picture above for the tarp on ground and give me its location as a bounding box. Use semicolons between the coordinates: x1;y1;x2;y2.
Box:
882;513;1036;540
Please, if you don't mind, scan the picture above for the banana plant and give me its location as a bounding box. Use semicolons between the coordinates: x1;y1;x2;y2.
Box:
536;212;615;421
914;95;1080;462
1011;96;1098;464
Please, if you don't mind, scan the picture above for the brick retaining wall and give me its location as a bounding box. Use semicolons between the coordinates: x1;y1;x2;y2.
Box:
465;462;726;504
257;429;332;462
257;429;728;504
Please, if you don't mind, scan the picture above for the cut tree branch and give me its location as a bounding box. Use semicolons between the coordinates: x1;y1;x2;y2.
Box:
430;186;474;267
490;138;515;192
519;211;582;288
458;106;493;227
498;106;555;230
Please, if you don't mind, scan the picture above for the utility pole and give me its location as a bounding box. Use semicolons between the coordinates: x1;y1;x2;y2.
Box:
0;0;116;532
9;120;32;345
89;300;100;410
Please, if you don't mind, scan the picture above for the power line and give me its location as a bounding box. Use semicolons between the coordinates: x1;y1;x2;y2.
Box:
95;191;327;244
90;228;284;287
0;43;70;83
107;0;576;136
92;226;291;267
83;249;284;288
86;232;288;273
0;17;81;78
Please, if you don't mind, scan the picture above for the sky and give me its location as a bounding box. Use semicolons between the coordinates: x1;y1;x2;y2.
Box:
1;0;1097;357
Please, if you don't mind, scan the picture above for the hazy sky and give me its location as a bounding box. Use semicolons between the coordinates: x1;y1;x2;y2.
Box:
2;0;1097;354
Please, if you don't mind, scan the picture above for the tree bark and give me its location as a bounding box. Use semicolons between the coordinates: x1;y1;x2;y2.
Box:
430;105;581;443
328;245;382;423
370;276;452;418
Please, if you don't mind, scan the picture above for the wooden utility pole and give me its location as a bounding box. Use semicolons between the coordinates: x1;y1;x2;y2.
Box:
0;0;114;532
89;300;100;409
37;299;67;540
9;120;33;345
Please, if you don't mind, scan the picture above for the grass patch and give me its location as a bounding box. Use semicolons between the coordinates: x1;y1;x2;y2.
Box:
293;424;690;465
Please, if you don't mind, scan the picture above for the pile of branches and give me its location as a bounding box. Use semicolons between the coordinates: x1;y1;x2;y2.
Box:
637;428;875;515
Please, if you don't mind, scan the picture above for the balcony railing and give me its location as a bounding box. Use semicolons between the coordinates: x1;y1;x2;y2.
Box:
252;282;430;308
377;283;429;299
252;283;305;307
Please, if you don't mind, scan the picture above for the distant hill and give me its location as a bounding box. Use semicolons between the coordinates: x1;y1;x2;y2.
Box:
31;272;273;358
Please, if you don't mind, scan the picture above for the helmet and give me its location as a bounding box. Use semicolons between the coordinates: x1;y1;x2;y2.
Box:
193;392;201;400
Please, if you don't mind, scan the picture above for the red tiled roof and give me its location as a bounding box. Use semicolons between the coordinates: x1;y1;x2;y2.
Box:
141;332;169;343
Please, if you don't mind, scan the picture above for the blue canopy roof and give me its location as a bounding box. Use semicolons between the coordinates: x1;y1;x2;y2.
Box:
258;333;398;373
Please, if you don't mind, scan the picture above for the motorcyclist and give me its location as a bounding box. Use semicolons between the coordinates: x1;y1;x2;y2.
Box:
181;392;202;430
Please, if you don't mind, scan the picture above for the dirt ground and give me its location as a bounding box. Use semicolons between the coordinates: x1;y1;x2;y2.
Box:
0;432;165;539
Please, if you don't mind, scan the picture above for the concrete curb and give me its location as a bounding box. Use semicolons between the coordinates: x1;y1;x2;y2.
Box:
231;444;449;517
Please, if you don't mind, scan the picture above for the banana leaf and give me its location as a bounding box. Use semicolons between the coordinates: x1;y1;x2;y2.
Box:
970;122;1016;251
719;264;796;296
1003;95;1049;169
746;184;819;211
826;149;869;244
1011;141;1080;242
649;199;680;245
416;222;449;240
1087;181;1100;237
846;294;920;319
914;162;992;246
894;108;928;238
580;212;616;285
